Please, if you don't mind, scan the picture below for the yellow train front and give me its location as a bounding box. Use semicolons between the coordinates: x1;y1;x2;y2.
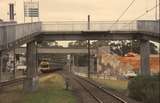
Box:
40;60;63;73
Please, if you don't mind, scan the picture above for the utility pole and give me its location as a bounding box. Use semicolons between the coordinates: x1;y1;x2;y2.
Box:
13;49;16;79
155;0;157;20
88;15;90;30
0;53;2;82
24;0;25;23
159;0;160;33
87;15;91;78
31;0;33;23
159;0;160;20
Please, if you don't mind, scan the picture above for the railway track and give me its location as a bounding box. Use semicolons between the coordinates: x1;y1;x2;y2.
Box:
73;75;127;103
0;77;25;88
0;73;49;88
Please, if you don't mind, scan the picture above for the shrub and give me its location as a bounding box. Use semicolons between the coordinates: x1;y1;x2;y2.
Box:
128;75;160;103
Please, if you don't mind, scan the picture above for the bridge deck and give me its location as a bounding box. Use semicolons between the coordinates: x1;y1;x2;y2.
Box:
0;20;159;51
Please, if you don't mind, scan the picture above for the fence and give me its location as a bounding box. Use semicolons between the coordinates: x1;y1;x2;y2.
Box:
42;21;137;31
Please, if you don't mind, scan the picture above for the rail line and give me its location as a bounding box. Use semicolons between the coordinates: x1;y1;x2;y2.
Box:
0;73;49;88
0;77;25;88
74;75;128;103
74;77;104;103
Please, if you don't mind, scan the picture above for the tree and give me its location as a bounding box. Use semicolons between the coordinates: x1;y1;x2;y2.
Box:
91;40;110;48
109;40;158;56
68;40;88;48
38;41;59;47
68;40;158;56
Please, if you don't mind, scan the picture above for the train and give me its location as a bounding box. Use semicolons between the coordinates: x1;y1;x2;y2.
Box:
39;60;63;73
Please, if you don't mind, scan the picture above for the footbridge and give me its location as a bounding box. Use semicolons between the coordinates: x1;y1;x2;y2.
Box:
0;20;159;51
15;47;96;54
0;20;159;91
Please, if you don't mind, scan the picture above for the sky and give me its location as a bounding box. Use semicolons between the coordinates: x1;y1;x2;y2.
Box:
0;0;159;22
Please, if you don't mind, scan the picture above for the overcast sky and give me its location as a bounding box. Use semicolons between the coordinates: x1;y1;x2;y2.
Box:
0;0;159;23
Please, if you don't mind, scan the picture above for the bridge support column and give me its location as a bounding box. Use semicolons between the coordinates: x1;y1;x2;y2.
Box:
93;57;97;73
88;40;91;78
0;52;2;82
72;55;75;72
140;40;150;75
24;41;38;92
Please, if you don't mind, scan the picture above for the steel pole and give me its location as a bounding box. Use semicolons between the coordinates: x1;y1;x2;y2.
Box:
159;0;160;20
88;15;90;30
159;0;160;33
87;15;91;78
13;49;16;79
31;0;33;23
24;0;26;23
88;40;90;78
0;53;2;82
156;0;158;20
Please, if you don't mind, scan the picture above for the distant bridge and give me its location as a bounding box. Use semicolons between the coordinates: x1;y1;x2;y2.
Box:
15;47;96;54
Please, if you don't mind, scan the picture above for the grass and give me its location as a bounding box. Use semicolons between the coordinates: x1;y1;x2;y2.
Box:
0;73;76;103
93;78;128;92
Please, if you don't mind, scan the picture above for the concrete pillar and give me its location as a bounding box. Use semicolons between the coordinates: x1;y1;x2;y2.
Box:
88;40;91;78
24;41;38;92
97;57;100;73
94;57;97;73
0;52;6;82
0;52;2;82
140;40;150;75
72;55;75;72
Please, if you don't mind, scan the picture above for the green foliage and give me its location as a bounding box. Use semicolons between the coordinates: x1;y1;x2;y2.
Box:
110;40;158;56
38;41;60;47
22;74;76;103
69;40;158;56
128;75;160;103
68;40;88;48
94;78;128;91
0;74;76;103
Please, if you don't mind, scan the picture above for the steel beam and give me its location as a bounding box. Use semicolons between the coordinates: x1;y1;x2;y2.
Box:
140;40;150;75
23;41;38;92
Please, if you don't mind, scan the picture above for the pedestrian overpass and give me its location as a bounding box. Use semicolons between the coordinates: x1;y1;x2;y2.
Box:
0;20;159;51
0;20;159;91
15;47;96;54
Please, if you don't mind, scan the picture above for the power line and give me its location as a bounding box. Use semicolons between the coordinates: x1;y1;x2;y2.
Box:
155;0;158;20
109;0;136;30
125;3;160;26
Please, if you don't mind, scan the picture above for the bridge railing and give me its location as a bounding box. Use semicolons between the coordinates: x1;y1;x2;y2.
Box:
137;20;160;33
42;20;160;34
42;21;137;31
0;22;41;50
0;20;159;50
15;22;41;40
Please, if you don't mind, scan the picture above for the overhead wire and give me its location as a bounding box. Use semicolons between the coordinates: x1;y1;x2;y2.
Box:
109;0;136;30
126;3;160;25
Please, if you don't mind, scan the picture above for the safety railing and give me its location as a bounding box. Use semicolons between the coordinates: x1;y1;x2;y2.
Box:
0;22;41;50
137;20;160;33
42;21;137;31
42;20;160;33
0;20;159;51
